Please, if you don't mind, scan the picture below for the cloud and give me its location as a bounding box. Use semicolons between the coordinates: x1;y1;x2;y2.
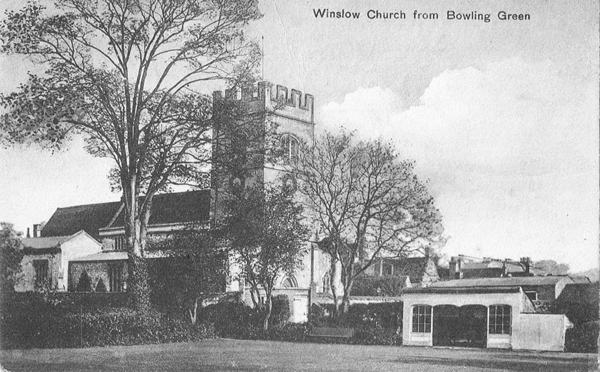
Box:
318;58;599;271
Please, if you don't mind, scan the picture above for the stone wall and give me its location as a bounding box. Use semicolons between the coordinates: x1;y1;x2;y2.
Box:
14;252;62;292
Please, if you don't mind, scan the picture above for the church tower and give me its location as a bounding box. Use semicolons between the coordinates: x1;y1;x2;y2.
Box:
210;81;315;224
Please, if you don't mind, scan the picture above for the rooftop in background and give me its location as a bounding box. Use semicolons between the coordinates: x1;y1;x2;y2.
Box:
429;276;590;288
403;286;523;295
22;235;72;249
41;190;210;239
366;256;439;285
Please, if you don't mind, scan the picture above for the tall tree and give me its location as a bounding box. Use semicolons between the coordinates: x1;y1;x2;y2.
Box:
148;232;227;323
221;181;308;331
294;131;444;314
534;260;570;276
0;0;262;310
0;223;24;293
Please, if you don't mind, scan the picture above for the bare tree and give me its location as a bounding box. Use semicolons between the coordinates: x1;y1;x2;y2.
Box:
0;0;262;310
294;131;444;314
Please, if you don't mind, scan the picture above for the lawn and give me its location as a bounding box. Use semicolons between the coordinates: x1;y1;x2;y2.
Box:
1;339;597;372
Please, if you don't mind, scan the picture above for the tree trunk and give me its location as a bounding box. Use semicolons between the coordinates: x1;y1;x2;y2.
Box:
263;292;272;331
188;298;198;324
340;265;354;314
127;253;151;312
341;278;354;314
123;177;152;313
329;259;340;316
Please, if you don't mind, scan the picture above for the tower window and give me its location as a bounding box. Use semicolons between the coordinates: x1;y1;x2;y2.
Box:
280;134;299;164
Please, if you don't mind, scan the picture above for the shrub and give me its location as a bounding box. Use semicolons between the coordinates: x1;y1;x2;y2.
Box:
265;323;311;342
200;301;259;339
352;326;401;345
565;321;599;353
307;302;403;345
551;301;599;326
310;302;402;330
0;294;214;349
95;279;107;292
270;295;291;327
76;270;92;292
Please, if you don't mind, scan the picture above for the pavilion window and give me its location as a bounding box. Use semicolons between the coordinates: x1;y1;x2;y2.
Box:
412;305;432;333
488;305;511;334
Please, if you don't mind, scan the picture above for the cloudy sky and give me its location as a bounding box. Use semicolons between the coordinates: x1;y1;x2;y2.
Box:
0;0;598;272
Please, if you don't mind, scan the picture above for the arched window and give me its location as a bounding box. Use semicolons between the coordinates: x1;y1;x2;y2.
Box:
412;305;432;333
488;305;511;335
321;272;331;294
281;275;298;288
280;134;299;164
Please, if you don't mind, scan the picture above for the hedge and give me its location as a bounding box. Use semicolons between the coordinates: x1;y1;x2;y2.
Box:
1;306;215;349
565;321;599;353
0;292;215;349
2;291;130;312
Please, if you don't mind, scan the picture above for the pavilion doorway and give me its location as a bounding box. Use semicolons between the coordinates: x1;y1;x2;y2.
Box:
433;305;487;348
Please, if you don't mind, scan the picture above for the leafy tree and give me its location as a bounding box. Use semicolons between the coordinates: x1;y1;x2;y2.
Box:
147;232;227;324
0;222;24;293
294;131;444;314
351;274;408;297
534;260;570;276
0;0;262;310
221;181;308;331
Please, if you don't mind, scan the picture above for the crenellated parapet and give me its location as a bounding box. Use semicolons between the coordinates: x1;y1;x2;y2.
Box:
212;81;314;124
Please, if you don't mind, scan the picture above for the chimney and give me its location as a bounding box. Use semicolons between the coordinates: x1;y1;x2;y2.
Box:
520;257;531;275
449;256;463;279
33;224;41;238
26;227;31;238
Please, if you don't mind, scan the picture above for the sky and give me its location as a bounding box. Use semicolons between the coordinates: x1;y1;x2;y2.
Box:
0;0;598;272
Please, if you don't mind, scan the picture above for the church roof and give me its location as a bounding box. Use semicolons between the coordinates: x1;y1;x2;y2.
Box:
109;190;210;228
41;190;210;238
42;201;120;238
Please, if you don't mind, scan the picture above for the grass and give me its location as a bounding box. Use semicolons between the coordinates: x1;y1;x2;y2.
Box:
1;338;597;372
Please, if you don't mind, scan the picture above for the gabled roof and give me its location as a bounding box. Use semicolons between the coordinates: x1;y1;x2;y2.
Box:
109;190;210;228
22;235;71;249
42;201;121;238
41;190;211;238
430;276;569;288
21;230;101;255
70;251;128;262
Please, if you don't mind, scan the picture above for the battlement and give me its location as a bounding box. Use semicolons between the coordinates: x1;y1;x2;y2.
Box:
212;81;314;124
